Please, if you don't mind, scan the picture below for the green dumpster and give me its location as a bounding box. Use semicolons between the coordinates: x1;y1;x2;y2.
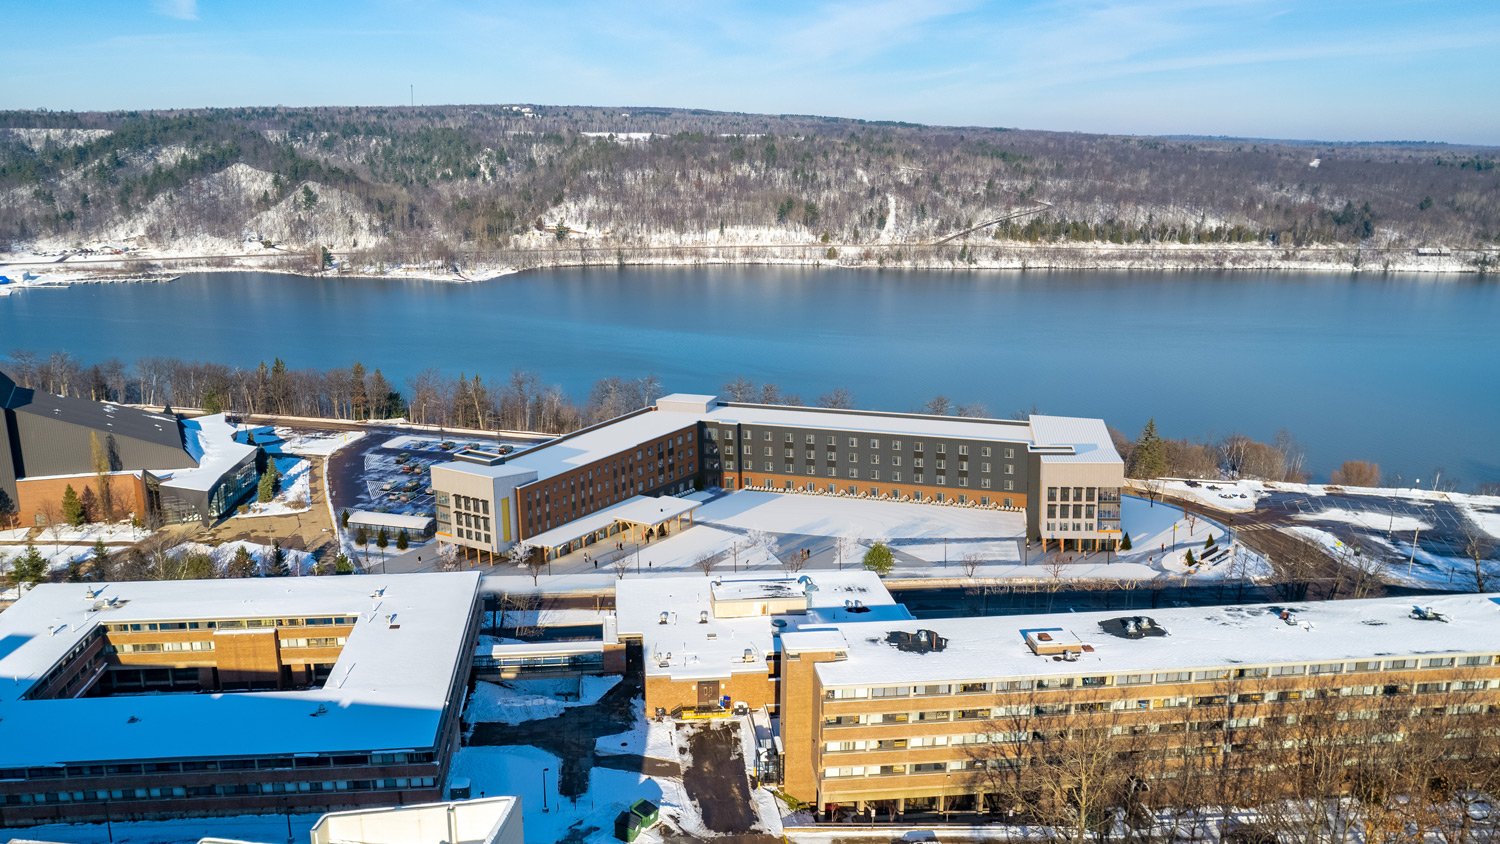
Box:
615;799;661;842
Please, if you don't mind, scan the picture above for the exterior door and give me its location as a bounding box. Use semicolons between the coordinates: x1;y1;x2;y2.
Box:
697;680;721;709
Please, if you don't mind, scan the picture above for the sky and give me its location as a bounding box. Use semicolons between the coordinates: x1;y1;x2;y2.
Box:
1;0;1497;145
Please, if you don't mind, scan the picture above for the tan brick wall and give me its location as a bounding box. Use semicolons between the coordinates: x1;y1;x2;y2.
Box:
645;670;775;715
212;629;282;686
15;472;149;527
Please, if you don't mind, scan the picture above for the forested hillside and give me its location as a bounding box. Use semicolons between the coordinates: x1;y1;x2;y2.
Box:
2;105;1497;271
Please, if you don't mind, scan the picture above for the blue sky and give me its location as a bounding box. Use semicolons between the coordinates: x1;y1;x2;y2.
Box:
2;0;1497;144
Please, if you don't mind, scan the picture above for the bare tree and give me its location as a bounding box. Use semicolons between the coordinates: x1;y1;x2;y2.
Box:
816;387;854;409
961;551;983;579
1458;518;1494;592
694;552;716;576
1330;460;1382;487
613;554;631;579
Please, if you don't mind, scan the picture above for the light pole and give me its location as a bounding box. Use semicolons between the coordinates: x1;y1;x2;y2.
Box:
635;541;641;575
541;767;550;813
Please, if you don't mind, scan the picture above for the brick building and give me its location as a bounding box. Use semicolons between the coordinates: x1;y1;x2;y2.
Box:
0;573;483;826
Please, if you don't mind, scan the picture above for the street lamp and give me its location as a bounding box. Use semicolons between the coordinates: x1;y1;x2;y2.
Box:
541;767;551;813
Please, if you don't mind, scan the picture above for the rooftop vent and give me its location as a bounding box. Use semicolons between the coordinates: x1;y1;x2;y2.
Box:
1411;606;1450;623
843;599;871;614
742;648;756;663
798;575;817;592
699;611;709;624
1099;616;1168;640
659;612;669;625
886;629;948;654
310;704;329;717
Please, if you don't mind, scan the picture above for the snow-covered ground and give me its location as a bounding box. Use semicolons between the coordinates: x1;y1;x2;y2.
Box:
447;744;673;844
1155;478;1264;512
266;426;366;457
233;457;311;518
595;700;681;762
1293;506;1430;533
464;675;621;726
0;520;147;545
169;539;317;576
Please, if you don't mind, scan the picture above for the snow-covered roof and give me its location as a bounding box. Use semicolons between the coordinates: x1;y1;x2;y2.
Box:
0;573;482;767
156;412;258;492
431;459;538;481
524;494;701;549
505;408;700;481
616;572;909;682
346;510;435;532
784;593;1500;689
1029;415;1121;464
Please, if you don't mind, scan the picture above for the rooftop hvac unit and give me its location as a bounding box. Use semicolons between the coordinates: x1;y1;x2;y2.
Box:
743;648;756;663
1411;606;1450;623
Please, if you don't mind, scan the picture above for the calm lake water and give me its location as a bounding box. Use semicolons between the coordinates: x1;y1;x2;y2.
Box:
2;267;1496;486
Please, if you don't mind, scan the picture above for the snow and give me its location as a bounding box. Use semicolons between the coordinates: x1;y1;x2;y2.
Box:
595;699;681;762
1459;501;1500;539
1293;506;1430;533
170;539;317;576
0;573;482;768
463;675;621;725
792;591;1500;689
156;413;256;493
270;426;366;457
233;457;311;518
446;745;668;844
1156;478;1264;512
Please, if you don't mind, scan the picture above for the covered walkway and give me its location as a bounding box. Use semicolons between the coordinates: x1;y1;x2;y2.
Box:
527;495;702;562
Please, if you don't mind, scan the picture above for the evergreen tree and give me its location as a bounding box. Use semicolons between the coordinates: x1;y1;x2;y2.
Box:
61;484;85;526
340;509;351;529
351;361;368;420
1120;533;1133;551
65;561;84;582
1205;533;1216;549
1128;418;1168;479
396;530;409;551
11;544;47;589
268;541;289;577
228;545;256;578
334;553;354;575
862;541;895;576
180;552;216;580
90;537;112;580
257;460;281;503
1185;549;1197;566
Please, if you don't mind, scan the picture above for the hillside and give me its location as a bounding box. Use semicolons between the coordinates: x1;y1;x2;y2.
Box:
2;105;1497;276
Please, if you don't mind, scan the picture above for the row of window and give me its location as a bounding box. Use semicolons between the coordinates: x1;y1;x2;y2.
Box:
0;751;436;782
714;427;1016;460
729;463;1015;490
1047;486;1100;502
281;637;346;649
111;641;214;654
451;494;490;515
0;776;439;806
822;656;1500;699
104;616;357;633
734;446;1014;475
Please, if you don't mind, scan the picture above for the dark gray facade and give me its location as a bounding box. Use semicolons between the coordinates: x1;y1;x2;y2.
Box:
0;370;194;508
698;413;1029;507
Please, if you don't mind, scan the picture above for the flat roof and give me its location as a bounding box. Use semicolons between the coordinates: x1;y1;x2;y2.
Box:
616;571;909;682
523;494;700;550
1029;415;1121;465
347;510;436;531
505;409;700;482
0;573;482;767
784;593;1500;688
430;460;538;481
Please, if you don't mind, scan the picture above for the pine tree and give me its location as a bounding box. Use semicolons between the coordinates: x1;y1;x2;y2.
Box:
11;544;47;588
1185;549;1197;567
90;537;111;580
340;509;351;529
268;541;290;577
62;484;85;526
396;530;409;551
1120;533;1133;551
334;553;354;575
228;545;256;578
258;460;281;503
1205;533;1216;549
862;541;895;576
1128;418;1168;480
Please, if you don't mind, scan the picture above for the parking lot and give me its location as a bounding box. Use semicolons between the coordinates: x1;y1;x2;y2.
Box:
326;428;540;521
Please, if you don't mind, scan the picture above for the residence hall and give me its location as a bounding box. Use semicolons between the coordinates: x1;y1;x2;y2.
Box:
431;394;1124;561
613;570;911;717
0;370;259;525
0;573;483;826
776;593;1500;819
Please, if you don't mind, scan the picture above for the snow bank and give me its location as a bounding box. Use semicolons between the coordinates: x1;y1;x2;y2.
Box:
463;675;620;725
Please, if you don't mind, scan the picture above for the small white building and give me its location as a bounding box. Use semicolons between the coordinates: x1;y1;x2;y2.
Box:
309;796;522;844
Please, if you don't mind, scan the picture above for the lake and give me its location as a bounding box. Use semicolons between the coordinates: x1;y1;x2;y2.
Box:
1;267;1495;487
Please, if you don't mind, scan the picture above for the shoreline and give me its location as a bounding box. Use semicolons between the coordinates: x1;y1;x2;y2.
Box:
2;240;1494;290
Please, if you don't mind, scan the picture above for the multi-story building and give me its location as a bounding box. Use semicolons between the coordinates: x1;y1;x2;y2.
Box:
776;593;1500;818
0;573;483;826
430;394;1124;560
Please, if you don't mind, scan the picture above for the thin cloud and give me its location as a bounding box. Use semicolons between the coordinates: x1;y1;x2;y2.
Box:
152;0;198;21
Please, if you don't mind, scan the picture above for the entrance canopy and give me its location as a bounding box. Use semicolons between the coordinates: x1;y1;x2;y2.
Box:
525;494;701;554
